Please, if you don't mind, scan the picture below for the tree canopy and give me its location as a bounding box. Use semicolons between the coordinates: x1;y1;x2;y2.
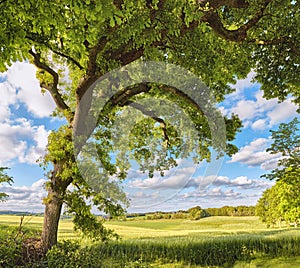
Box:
1;0;300;252
257;118;300;227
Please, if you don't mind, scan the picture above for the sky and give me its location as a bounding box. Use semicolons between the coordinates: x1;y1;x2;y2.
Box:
0;61;299;213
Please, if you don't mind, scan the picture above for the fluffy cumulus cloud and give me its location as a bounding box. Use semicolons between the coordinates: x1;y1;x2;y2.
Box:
0;62;55;166
231;99;258;121
0;179;46;212
2;62;56;117
228;90;298;130
187;175;273;191
0;118;50;166
251;119;267;130
180;187;242;200
267;100;298;126
128;170;193;190
0;82;18;121
229;138;281;170
127;169;272;192
173;174;274;210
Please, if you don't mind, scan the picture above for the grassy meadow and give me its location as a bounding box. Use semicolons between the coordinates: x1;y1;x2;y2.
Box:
0;215;300;267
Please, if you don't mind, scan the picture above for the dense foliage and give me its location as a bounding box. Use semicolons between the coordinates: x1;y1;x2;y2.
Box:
257;118;300;227
1;0;300;251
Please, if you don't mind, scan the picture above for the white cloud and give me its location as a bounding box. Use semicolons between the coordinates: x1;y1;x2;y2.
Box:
180;187;242;200
229;138;281;169
0;82;18;120
260;158;280;170
3;61;56;118
0;179;46;213
229;89;298;129
229;71;256;98
128;166;195;190
251;119;267;130
267;100;298;126
0;119;49;166
191;175;273;190
232;99;259;120
128;171;273;194
254;91;278;111
19;125;49;164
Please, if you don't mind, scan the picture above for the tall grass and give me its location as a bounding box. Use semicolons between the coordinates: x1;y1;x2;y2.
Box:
88;234;300;267
1;215;299;267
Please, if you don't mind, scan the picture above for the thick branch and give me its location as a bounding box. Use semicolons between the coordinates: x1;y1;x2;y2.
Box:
242;0;272;32
201;12;246;42
25;34;84;70
76;37;108;100
29;49;70;113
124;100;170;147
201;0;271;42
87;36;108;76
107;46;145;66
181;0;272;42
161;85;205;116
110;83;152;107
199;0;249;9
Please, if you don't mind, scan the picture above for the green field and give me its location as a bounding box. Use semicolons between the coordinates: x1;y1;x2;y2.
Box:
0;215;299;267
0;215;284;239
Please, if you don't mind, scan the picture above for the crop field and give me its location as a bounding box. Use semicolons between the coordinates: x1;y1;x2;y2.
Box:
105;216;271;238
0;215;300;267
0;215;282;239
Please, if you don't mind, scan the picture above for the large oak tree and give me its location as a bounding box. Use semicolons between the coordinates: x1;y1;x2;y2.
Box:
1;0;299;252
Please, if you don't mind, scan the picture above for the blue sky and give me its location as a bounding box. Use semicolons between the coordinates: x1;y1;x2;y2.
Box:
0;62;299;213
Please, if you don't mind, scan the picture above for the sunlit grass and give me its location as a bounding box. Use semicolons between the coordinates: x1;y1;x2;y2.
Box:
0;215;298;240
0;215;299;267
104;216;275;239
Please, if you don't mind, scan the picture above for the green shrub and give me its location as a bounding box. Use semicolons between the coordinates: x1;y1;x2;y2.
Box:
0;225;41;268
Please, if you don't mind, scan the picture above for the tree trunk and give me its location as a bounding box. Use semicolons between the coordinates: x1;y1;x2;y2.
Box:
41;187;64;253
40;161;72;253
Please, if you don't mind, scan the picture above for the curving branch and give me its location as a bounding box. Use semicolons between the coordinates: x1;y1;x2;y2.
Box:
161;85;205;116
201;0;272;42
25;34;84;70
87;36;108;76
110;83;152;107
105;40;145;66
180;0;273;42
76;37;109;101
199;0;249;9
50;49;84;70
123;100;170;147
29;49;70;114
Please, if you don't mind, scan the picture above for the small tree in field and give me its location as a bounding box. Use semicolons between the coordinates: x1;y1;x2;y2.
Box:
187;206;206;220
1;1;300;252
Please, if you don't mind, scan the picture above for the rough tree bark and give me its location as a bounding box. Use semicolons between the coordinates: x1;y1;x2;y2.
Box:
41;186;63;252
41;161;72;252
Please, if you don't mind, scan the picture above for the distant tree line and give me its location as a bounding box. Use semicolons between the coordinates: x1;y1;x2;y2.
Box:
121;205;256;221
